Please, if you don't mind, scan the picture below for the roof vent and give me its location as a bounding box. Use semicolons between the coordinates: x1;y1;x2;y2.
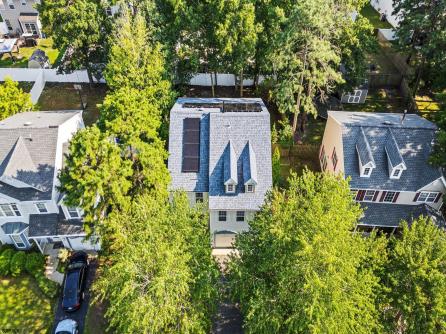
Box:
382;121;392;125
23;121;32;126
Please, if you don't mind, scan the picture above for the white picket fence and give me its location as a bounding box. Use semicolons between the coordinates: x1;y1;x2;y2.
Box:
0;68;266;103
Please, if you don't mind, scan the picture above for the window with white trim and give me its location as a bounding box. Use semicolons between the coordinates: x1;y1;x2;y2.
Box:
23;23;38;35
363;190;376;202
7;0;14;9
236;211;245;222
67;207;80;219
218;211;226;222
417;191;439;203
0;203;21;217
5;19;12;30
383;191;396;203
21;0;27;5
195;192;203;203
226;184;235;193
246;184;254;193
10;234;26;249
392;169;401;178
35;203;48;213
362;167;372;177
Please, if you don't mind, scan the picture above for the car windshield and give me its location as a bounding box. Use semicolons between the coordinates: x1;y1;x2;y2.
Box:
67;262;84;270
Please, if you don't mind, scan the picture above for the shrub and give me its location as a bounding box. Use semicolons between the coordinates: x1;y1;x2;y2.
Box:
10;251;26;277
58;248;70;263
25;252;45;276
278;120;294;147
35;273;59;298
272;146;282;187
0;248;14;276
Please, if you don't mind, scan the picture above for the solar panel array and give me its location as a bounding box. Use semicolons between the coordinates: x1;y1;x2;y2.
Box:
182;102;262;113
182;118;201;172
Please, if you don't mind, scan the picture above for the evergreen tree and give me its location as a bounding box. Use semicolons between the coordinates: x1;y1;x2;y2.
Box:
37;0;111;84
393;0;446;96
382;217;446;333
228;170;386;333
215;0;260;97
0;78;33;119
94;192;220;333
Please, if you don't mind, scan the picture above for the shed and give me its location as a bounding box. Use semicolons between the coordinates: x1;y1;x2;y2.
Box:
28;49;49;69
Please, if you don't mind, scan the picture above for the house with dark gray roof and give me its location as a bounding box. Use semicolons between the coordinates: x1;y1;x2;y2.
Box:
0;111;100;253
168;98;272;248
320;110;445;232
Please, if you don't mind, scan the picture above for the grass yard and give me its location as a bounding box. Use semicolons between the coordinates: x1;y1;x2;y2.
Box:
37;83;108;126
360;4;393;29
342;88;406;113
0;38;61;68
0;275;55;333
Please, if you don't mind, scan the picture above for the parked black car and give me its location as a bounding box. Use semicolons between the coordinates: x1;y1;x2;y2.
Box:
62;251;89;312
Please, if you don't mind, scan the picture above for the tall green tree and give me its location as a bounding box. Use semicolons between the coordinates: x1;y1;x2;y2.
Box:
104;9;172;110
271;0;343;137
382;217;446;333
58;125;133;229
228;170;386;333
0;78;33;119
94;192;220;333
393;0;446;96
38;0;111;83
215;0;260;97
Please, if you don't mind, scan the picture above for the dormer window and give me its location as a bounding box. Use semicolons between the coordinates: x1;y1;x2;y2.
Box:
392;169;401;178
246;184;255;193
226;184;235;193
361;166;373;177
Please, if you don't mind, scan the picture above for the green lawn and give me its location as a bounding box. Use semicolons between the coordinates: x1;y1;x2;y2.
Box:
360;4;393;29
0;275;55;333
0;38;61;68
342;88;406;113
37;83;108;126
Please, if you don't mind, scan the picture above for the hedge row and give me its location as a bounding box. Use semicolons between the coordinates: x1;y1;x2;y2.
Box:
0;247;59;298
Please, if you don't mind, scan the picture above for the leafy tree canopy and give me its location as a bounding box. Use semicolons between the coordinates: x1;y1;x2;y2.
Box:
0;78;33;120
228;170;386;333
382;217;446;333
94;192;220;334
37;0;111;82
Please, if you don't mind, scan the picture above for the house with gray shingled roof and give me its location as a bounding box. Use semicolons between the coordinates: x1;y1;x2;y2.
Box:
168;98;272;248
320;110;446;232
0;111;100;253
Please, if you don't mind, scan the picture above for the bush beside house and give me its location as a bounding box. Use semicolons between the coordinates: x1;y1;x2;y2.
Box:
0;247;59;298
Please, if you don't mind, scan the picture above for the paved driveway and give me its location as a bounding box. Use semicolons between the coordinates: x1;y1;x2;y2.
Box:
53;259;98;334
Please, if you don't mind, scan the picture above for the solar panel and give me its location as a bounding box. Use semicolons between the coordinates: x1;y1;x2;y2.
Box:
182;118;200;172
182;102;262;112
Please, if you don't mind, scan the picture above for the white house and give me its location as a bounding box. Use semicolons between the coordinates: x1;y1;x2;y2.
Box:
0;110;99;253
0;0;43;37
168;98;273;249
320;110;445;232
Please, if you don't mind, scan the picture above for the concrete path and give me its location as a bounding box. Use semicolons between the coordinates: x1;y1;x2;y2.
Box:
45;252;64;285
212;276;244;334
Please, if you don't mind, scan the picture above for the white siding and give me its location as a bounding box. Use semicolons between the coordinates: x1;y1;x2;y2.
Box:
209;210;255;235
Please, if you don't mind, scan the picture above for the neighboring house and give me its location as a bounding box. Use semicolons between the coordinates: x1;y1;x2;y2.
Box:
0;0;43;37
0;111;99;253
168;98;272;248
320;110;445;232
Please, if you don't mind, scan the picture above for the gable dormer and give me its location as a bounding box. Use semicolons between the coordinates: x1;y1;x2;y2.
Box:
242;141;257;193
0;136;45;191
385;129;406;179
356;127;375;178
223;141;237;193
